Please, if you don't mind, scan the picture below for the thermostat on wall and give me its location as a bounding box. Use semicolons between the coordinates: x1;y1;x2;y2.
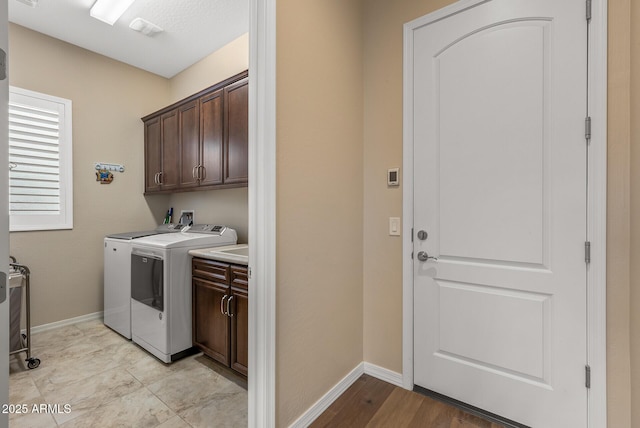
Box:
388;168;400;186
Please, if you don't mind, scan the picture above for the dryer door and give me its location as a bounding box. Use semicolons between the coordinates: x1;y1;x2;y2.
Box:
131;253;164;312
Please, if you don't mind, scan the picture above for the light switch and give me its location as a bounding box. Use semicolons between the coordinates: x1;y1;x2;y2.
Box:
389;217;401;236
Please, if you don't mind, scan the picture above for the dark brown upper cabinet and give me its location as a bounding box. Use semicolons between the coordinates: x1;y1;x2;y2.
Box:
144;110;180;192
199;89;225;187
142;70;248;194
224;78;249;185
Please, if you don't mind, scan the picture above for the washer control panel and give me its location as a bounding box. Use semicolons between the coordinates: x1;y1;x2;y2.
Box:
188;224;227;235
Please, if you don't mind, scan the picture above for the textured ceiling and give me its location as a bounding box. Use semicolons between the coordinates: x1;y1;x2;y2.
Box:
8;0;249;78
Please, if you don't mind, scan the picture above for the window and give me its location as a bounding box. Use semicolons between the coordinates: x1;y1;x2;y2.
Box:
8;87;73;231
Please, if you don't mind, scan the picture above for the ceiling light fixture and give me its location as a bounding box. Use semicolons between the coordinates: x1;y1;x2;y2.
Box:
90;0;136;26
15;0;39;7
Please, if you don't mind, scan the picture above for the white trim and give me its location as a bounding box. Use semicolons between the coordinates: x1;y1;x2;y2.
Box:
401;5;416;391
587;0;608;425
248;0;277;427
287;362;403;426
0;2;10;426
402;1;608;427
363;362;403;388
27;311;103;334
288;363;365;428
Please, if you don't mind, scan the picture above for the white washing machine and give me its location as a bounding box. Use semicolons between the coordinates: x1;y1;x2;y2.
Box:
103;224;184;339
130;225;237;363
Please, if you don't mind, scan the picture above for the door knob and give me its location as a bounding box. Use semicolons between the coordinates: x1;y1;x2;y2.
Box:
417;251;437;262
417;230;428;240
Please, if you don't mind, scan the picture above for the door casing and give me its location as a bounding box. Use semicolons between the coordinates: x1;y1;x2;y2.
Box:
401;0;608;426
0;0;9;426
248;0;277;427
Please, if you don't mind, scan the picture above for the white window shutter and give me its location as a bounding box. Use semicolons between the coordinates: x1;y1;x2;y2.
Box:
8;87;73;231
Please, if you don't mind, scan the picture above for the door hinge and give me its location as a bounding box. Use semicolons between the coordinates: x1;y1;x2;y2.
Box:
248;267;252;279
585;116;592;141
585;365;591;388
411;228;414;242
586;0;592;22
0;49;6;81
585;241;591;264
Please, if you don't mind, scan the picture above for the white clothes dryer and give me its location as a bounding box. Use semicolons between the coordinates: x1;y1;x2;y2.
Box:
130;225;237;362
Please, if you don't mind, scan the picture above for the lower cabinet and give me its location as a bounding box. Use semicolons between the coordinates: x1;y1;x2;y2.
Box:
192;257;248;377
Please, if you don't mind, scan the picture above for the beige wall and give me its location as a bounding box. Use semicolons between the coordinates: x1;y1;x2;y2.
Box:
7;25;249;326
629;0;640;426
169;33;249;103
166;33;249;244
276;0;364;425
362;0;453;373
8;24;171;326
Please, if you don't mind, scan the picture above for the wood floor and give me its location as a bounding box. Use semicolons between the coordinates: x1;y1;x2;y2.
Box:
310;375;505;428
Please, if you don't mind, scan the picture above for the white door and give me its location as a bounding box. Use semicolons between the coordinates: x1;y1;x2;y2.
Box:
410;1;587;426
0;0;9;426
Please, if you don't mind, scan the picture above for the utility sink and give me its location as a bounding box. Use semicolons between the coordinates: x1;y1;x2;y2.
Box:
214;246;249;257
189;244;249;265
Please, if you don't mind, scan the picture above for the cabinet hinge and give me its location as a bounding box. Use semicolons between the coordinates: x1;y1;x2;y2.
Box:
585;365;591;388
585;241;591;264
586;0;592;22
585;116;592;141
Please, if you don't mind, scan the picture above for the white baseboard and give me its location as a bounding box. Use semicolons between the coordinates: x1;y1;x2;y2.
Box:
288;362;365;428
288;361;404;427
363;362;404;388
27;311;103;334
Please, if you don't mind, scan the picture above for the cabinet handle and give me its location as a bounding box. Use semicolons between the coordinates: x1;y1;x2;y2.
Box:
227;295;234;317
153;173;158;185
157;172;163;185
200;165;206;180
192;165;198;180
221;295;228;315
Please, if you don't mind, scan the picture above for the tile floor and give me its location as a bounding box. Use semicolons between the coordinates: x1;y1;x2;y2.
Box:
8;319;247;427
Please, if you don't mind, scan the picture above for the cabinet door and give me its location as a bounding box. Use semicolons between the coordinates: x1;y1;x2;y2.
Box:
230;286;248;376
193;278;230;366
160;110;180;190
179;100;200;188
230;265;248;376
144;116;161;193
200;90;224;187
224;78;248;185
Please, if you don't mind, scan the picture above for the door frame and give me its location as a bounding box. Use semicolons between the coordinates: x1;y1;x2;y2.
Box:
0;0;9;426
401;0;608;426
248;0;277;426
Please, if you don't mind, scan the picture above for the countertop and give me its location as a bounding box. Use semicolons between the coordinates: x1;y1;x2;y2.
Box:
189;244;249;265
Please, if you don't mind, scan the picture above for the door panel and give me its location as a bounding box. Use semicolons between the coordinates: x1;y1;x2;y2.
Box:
231;286;249;376
144;117;161;193
178;100;200;188
224;78;248;184
411;1;587;426
200;90;224;186
437;280;549;381
160;111;179;190
437;22;548;265
193;278;230;366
